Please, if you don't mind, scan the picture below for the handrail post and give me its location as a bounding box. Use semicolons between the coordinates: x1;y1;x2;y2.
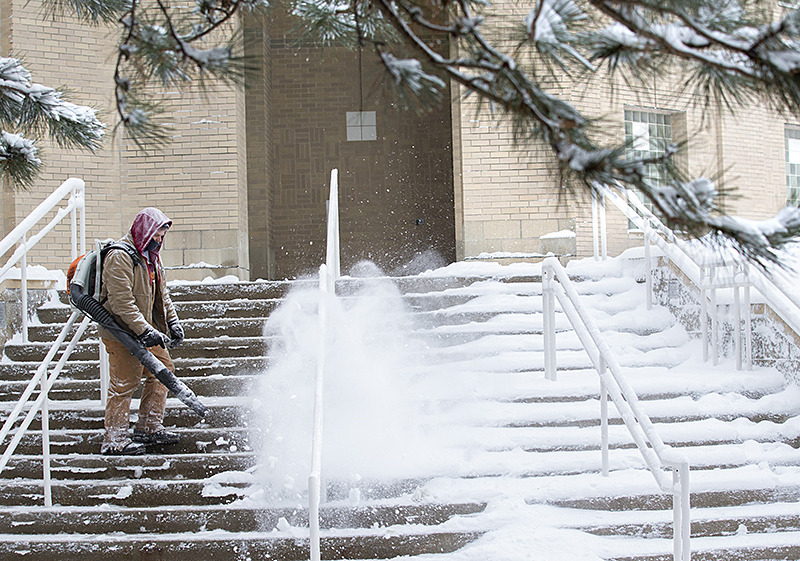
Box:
744;280;752;371
77;180;85;256
542;264;556;381
681;462;691;561
599;190;607;260
309;264;328;561
673;463;691;561
99;341;110;407
592;192;600;260
70;186;78;261
710;275;718;366
599;362;609;477
644;220;652;310
326;169;340;287
20;232;28;344
733;283;742;371
41;359;52;507
700;267;708;362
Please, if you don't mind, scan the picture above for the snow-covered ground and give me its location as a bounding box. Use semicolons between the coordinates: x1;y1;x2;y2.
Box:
3;248;800;559
212;251;800;560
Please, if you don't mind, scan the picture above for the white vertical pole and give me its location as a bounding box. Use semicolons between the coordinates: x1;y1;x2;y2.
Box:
70;190;77;261
744;282;752;371
41;360;52;507
673;468;682;561
599;191;608;260
542;264;556;381
326;169;340;287
733;285;742;371
309;264;328;561
20;232;28;344
711;281;718;366
644;220;652;310
681;463;691;561
99;341;110;407
700;278;708;363
77;181;85;256
600;365;609;477
592;193;600;260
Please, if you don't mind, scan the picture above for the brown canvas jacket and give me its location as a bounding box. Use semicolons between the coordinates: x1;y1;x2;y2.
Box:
98;232;178;340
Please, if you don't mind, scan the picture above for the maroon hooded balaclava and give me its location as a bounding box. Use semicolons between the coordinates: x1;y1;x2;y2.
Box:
130;208;172;274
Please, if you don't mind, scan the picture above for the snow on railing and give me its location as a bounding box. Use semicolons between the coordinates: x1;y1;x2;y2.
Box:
593;184;755;370
0;178;88;507
0;177;85;342
542;257;691;561
309;168;340;561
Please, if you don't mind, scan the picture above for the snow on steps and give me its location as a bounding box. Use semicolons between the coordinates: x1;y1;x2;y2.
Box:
0;260;798;560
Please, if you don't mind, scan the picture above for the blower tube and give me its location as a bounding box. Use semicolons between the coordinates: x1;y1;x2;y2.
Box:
70;283;208;418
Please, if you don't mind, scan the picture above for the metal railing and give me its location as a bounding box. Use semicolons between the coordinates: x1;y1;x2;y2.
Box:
0;178;88;506
542;256;691;561
592;185;758;370
309;168;340;561
0;177;86;343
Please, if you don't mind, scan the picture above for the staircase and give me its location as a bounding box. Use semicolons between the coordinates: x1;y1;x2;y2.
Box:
0;256;799;560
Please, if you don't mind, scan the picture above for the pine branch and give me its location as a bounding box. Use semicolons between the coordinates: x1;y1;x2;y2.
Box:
348;0;800;264
42;0;130;24
113;0;267;146
0;58;104;186
0;131;41;188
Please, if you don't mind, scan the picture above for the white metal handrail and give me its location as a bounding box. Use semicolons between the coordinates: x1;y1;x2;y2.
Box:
0;178;86;342
309;168;340;561
594;184;756;369
542;257;691;561
0;309;92;506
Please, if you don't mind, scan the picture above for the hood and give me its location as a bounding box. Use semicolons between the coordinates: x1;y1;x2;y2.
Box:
130;207;172;254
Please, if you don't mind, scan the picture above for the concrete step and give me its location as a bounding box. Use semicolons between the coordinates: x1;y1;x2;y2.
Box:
0;528;483;561
3;337;269;362
48;276;489;308
1;451;255;481
0;474;427;508
0;373;256;402
29;310;542;345
1;426;252;457
0;402;247;431
582;511;800;539
28;317;273;342
0;356;267;381
37;300;281;324
610;544;800;561
0;501;486;534
547;486;800;511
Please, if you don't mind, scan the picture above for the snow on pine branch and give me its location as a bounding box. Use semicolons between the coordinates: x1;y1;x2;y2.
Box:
0;57;104;151
0;131;41;186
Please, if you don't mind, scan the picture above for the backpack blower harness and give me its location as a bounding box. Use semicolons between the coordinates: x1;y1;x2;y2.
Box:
68;242;207;418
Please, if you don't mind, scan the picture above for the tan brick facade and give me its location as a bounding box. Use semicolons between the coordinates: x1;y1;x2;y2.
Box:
2;0;248;281
1;0;795;279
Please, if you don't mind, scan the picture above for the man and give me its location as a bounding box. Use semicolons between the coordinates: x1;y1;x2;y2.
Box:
99;208;185;455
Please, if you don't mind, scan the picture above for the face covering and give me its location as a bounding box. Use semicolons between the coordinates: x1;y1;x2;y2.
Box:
145;238;161;253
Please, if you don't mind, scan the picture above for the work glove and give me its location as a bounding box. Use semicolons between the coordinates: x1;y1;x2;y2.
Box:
167;318;184;349
140;326;170;348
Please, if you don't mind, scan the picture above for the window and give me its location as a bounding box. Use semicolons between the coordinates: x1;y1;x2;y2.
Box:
624;109;673;228
346;111;376;142
786;126;800;206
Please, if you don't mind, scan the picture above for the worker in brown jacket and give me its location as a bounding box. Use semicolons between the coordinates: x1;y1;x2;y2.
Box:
99;207;185;455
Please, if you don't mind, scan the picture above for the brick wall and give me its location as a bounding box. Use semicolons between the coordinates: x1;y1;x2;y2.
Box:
264;12;455;279
3;0;249;281
455;0;793;261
